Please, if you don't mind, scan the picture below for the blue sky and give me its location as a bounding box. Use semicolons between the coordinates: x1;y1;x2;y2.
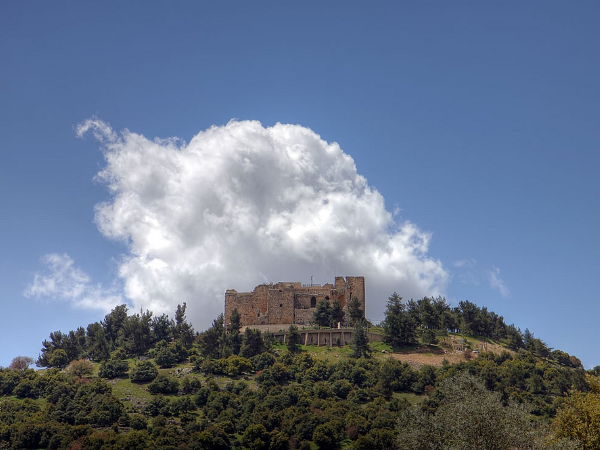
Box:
1;2;599;368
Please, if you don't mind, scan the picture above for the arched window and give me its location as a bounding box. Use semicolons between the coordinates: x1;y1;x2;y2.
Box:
311;296;317;308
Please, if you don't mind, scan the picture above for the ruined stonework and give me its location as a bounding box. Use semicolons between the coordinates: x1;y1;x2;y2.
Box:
225;276;365;327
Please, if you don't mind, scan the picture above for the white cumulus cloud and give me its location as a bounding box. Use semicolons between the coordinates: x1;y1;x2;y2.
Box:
76;118;448;327
24;253;123;311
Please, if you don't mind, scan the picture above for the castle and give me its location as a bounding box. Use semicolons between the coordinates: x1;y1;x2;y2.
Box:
225;276;365;327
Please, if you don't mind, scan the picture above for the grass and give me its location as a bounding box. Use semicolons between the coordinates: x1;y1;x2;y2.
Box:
111;377;154;406
302;344;354;362
370;341;393;354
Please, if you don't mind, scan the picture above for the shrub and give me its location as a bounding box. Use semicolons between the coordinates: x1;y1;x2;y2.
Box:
129;414;147;430
65;359;95;378
98;359;129;379
148;374;179;394
129;360;158;383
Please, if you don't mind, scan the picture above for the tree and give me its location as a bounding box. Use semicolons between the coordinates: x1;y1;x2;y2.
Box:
151;313;174;343
554;375;600;449
397;372;540;449
102;304;129;348
48;349;69;369
228;308;242;355
148;374;179;394
286;325;302;354
382;292;417;348
98;359;129;379
123;310;153;356
313;299;332;328
199;314;225;359
331;299;345;327
174;303;195;349
240;328;265;358
242;423;270;450
65;359;95;378
347;296;364;326
37;330;67;367
9;356;34;371
459;300;481;335
130;360;158;382
86;322;110;361
351;320;371;358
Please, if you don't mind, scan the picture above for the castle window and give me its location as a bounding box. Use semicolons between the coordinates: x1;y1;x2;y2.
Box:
280;304;283;307
311;296;316;308
325;296;329;301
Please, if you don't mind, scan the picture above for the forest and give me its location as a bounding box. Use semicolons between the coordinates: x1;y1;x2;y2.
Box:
1;295;599;449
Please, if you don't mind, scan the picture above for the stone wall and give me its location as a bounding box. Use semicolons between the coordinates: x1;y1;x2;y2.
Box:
224;276;365;327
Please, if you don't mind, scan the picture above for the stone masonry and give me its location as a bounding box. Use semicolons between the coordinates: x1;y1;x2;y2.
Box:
224;276;365;327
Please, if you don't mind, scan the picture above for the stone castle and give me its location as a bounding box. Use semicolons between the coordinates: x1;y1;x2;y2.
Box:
225;276;365;327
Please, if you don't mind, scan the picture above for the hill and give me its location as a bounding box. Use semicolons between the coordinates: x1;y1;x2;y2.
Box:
0;300;593;449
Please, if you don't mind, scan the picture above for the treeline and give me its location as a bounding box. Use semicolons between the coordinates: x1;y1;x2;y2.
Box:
382;294;582;367
36;303;195;369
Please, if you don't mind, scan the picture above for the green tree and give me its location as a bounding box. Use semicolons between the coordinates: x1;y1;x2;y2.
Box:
314;299;332;328
86;322;110;361
331;299;345;327
48;349;69;369
240;328;265;358
150;339;188;368
102;304;129;348
123;309;153;356
199;314;225;358
242;423;270;450
173;303;195;349
286;325;302;354
228;308;243;355
151;313;174;343
347;296;364;326
98;359;129;379
382;292;417;348
351;320;370;359
148;374;179;394
397;372;540;450
130;360;158;383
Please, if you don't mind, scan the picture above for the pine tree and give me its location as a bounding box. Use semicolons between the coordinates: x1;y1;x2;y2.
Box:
287;325;302;354
351;319;370;358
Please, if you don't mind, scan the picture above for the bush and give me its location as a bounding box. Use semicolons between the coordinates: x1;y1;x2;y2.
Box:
150;340;189;368
65;359;95;378
129;414;147;430
242;423;269;450
129;360;158;383
98;359;129;379
181;376;201;394
148;374;179;394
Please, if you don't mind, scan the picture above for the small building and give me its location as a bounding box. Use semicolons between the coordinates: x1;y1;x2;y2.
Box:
224;276;365;327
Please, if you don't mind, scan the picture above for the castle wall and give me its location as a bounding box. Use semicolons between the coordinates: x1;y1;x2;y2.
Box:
225;276;365;327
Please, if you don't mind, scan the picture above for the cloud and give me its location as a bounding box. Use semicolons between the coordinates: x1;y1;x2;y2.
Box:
24;253;123;311
76;118;449;327
453;258;479;285
453;259;476;269
487;267;510;297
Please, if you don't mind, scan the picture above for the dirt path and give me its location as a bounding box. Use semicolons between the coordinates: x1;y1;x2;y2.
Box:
381;341;513;369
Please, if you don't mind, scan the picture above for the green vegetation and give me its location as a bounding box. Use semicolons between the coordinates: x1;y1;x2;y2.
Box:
0;297;595;449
